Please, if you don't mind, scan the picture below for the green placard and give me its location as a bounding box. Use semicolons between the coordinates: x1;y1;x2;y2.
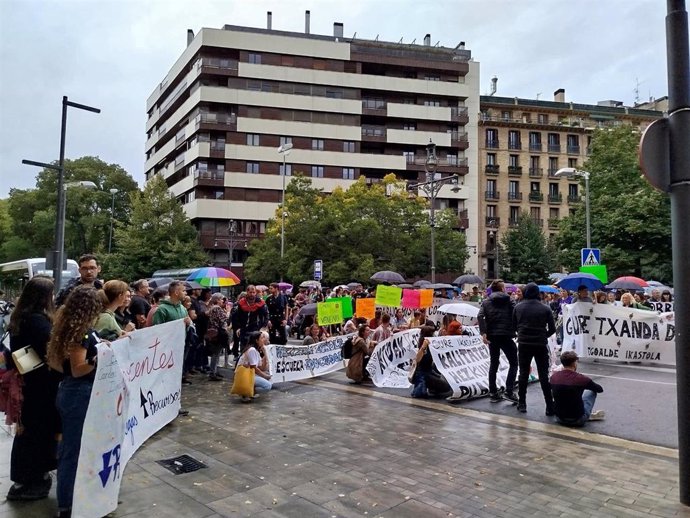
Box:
579;265;608;284
329;297;353;318
375;284;403;307
317;301;344;326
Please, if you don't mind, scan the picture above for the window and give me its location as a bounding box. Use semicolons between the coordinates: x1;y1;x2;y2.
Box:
502;111;512;121
279;164;292;176
548;157;559;175
567;134;580;153
446;153;458;166
425;74;440;81
530;182;540;192
423;100;441;107
550;208;559;219
279;136;292;147
403;151;415;163
509;154;519;167
547;133;560;145
342;168;355;180
486;179;497;192
248;53;261;64
403;122;416;131
549;183;559;196
485;129;498;148
486;205;497;218
343;141;355;152
508;130;521;149
487;153;497;166
214;190;224;200
246;134;260;146
246;162;259;174
538;113;549;124
529;131;542;151
568;184;579;197
312;139;324;150
568;158;578;168
509;181;519;195
530;156;540;168
311;166;324;178
530;207;541;219
510;206;520;221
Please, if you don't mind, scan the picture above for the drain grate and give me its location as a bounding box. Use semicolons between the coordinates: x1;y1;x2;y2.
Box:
156;454;207;475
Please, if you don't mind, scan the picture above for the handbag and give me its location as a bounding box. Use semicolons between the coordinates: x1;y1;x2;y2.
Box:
11;345;44;375
230;364;255;397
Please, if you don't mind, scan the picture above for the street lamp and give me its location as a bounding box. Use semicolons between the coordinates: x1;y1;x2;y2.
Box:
407;139;461;283
214;219;237;272
555;167;591;248
488;218;499;279
108;188;118;253
277;143;293;264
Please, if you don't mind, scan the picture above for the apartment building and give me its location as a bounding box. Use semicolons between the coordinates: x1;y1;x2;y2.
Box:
145;13;481;277
478;89;662;279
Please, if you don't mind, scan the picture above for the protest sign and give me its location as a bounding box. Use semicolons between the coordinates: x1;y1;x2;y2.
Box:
73;320;185;518
366;329;420;388
268;334;350;382
317;300;344;325
401;289;420;309
562;302;675;364
355;297;375;320
419;289;433;308
375;285;402;307
330;297;354;318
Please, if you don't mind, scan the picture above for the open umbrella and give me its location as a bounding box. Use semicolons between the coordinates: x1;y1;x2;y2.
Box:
346;282;362;289
606;276;648;291
609;276;648;288
429;283;454;289
300;280;321;289
255;284;268;291
277;282;293;291
186;267;241;288
556;272;604;292
148;277;174;289
397;283;413;288
538;285;559;294
452;274;484;286
412;279;431;288
159;280;205;291
549;272;568;282
298;303;318;316
370;270;405;284
437;303;480;318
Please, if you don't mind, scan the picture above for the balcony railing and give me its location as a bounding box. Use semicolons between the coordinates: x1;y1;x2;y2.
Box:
485;164;500;175
508;166;522;176
484;190;500;201
409;155;468;167
200;57;239;70
531;218;544;227
548;193;563;204
362;126;386;137
197;113;237;126
567;145;581;154
548;144;561;153
362;99;386;111
485;217;500;227
486;140;499;149
548;218;560;229
507;192;523;201
508;141;522;150
529;143;542;152
529;192;544;202
529;167;543;177
508;218;519;227
450;131;469;143
548;168;559;177
567;194;582;203
451;106;469;119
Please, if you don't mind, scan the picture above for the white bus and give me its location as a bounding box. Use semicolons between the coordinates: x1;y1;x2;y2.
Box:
0;258;79;300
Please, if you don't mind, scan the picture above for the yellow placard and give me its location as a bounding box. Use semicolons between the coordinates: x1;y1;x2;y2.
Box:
419;289;434;308
355;297;376;320
375;284;403;307
317;301;344;326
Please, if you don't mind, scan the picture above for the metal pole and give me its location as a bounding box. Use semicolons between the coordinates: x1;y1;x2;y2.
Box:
495;231;499;278
667;0;690;505
281;153;286;261
584;172;591;249
108;191;116;253
430;183;436;284
54;97;69;292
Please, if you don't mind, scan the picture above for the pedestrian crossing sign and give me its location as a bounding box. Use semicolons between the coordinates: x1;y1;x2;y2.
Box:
581;248;601;266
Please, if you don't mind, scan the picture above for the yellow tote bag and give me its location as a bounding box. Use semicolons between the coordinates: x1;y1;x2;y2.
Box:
230;365;255;397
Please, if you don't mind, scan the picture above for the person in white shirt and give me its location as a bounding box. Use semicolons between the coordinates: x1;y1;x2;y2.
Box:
237;331;272;402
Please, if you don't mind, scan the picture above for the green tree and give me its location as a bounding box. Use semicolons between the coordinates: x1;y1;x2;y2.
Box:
1;157;139;261
501;212;552;283
105;175;208;280
555;126;672;282
244;174;468;284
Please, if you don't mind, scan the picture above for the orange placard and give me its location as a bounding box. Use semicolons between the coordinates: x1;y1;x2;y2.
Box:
355;297;376;320
419;289;434;308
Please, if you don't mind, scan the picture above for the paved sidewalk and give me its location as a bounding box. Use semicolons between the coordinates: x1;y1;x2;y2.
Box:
1;370;686;518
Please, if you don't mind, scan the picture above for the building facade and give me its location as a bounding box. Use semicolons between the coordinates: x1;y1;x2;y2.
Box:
145;15;481;277
477;90;662;279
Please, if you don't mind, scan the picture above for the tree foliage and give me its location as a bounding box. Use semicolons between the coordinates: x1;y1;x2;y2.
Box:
555;126;672;282
104;175;208;280
501;212;552;283
0;156;139;262
244;174;469;284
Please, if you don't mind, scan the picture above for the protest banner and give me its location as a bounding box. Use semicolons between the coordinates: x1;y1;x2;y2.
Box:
562;302;675;364
72;320;185;518
366;328;420;388
648;301;674;313
355;297;375;320
317;300;344;325
268;334;351;382
375;285;402;307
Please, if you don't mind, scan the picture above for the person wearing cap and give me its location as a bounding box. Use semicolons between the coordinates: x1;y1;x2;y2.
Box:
550;350;605;425
513;283;556;414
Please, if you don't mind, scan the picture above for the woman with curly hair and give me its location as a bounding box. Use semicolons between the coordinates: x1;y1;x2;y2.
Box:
47;285;103;518
6;276;61;502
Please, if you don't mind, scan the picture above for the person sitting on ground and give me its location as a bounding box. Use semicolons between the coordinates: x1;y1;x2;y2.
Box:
391;309;409;332
411;325;453;398
446;320;470;336
302;323;322;345
550;350;605;426
236;331;272;401
372;313;393;342
346;324;375;384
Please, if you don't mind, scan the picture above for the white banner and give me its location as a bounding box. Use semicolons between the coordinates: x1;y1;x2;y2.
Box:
72;320;185;518
267;334;350;383
562;302;676;364
366;329;420;388
647;301;674;313
428;335;509;400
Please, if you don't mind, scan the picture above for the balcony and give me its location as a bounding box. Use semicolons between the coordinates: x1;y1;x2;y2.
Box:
567;194;582;203
548;144;561;153
451;106;470;124
529;167;543;178
484;190;500;201
529;143;542;152
200;57;239;70
485;164;500;175
451;131;469;150
531;218;544;227
194;171;225;187
507;192;523;201
508;166;523;176
548;193;563;204
529;192;544;202
196;113;237;131
362;99;386;116
210;142;225;159
567;145;581;155
362;126;386;142
456;209;469;230
486;140;499;149
548;168;559;177
508;141;522;150
548;218;560;229
485;217;500;227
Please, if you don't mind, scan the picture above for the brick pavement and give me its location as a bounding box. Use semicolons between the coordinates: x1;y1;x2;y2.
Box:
1;370;687;518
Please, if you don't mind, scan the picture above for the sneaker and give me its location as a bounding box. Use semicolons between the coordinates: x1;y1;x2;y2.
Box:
517;403;527;413
588;410;606;421
489;392;503;403
503;391;519;404
7;479;51;501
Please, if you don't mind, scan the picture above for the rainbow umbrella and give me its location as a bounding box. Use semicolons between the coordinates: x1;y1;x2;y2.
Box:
186;267;241;287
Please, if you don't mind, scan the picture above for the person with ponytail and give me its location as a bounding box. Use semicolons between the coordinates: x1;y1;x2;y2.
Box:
94;280;135;341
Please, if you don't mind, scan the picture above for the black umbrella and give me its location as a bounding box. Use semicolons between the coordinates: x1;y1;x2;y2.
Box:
452;274;484;286
412;280;431;288
298;303;318;316
148;277;174;289
347;282;362;289
429;283;454;289
397;283;413;288
370;270;406;284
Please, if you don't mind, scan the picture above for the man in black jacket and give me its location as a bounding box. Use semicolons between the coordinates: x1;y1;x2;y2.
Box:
513;283;556;414
478;279;518;403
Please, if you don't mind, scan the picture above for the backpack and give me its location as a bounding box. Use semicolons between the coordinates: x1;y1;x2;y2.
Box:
342;337;354;359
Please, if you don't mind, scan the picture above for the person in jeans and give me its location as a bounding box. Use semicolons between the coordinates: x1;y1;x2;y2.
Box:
46;286;104;518
237;331;272;402
550;351;605;426
477;279;518;403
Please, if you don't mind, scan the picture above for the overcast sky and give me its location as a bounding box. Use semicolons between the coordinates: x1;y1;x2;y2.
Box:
0;0;671;198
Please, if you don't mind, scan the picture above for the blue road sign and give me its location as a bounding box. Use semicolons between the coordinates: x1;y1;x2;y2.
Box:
581;248;601;266
314;259;323;281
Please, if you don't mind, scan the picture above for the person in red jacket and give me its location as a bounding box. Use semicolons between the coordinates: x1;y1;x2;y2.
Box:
550;351;605;426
